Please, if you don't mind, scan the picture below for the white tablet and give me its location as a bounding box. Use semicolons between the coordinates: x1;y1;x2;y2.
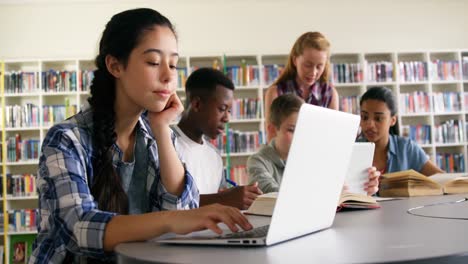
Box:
345;142;375;195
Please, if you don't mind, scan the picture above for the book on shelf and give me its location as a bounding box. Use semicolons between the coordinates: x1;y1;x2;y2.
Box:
401;124;431;145
339;95;360;114
463;56;468;80
379;169;468;197
398;61;428;82
226;63;260;86
262;64;284;86
0;173;37;197
436;152;465;173
5;104;40;128
0;245;3;264
434;119;464;144
12;241;27;264
223;165;248;186
8;209;38;232
176;67;187;88
210;129;265;154
231;98;261;120
399;91;430;113
429;60;460;81
246;191;379;216
6;134;40;162
331;63;363;83
78;69;94;92
365;61;393;83
42;69;77;92
4;71;38;94
9;234;36;264
432;92;462;112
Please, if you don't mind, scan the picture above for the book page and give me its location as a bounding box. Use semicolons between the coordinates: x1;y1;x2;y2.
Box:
430;173;468;185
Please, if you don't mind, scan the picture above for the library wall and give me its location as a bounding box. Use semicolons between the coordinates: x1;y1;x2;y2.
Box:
1;0;468;59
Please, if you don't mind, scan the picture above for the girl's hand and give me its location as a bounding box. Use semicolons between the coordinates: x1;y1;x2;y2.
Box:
364;167;380;196
165;204;253;235
147;93;184;130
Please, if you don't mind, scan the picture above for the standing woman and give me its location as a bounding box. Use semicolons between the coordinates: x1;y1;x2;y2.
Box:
359;86;443;176
264;31;339;140
31;8;251;263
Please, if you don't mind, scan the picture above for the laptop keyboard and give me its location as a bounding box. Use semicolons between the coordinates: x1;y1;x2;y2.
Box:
220;225;270;239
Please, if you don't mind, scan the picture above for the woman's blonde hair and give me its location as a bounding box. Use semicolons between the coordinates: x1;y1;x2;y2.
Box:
275;32;331;85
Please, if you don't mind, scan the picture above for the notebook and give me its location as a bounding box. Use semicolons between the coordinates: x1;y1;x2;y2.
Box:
157;104;361;246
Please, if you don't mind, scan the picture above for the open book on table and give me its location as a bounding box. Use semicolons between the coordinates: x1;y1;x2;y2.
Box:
246;191;380;216
379;169;468;197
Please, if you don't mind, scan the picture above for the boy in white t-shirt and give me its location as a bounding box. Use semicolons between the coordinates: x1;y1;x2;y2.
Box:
173;68;262;210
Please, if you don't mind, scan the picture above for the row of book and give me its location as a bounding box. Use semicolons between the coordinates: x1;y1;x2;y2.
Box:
43;104;77;126
230;98;261;120
398;61;428;82
435;153;465;173
429;60;460;81
4;70;95;93
5;57;468;95
79;69;95;91
6;134;40;162
331;63;363;83
224;165;248;186
178;63;282;88
5;103;77;128
434;119;464;144
347;91;468;115
401;124;432;145
463;57;468;80
4;71;38;93
210;130;265;154
0;173;37;197
432;92;462;112
5;104;40;127
226;65;261;86
399;92;431;113
263;64;284;86
42;70;77;92
400;91;468;114
339;95;360;114
366;61;394;83
6;209;38;232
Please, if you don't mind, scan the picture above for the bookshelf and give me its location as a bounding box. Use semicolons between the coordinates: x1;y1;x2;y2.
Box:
0;50;468;260
0;58;93;263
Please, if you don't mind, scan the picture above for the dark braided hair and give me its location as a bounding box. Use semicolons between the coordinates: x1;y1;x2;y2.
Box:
88;8;176;214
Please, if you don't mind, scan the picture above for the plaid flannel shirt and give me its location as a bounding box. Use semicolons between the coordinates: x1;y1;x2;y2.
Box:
30;108;199;263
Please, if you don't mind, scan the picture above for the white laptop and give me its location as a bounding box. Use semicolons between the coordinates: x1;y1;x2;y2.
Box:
157;104;360;246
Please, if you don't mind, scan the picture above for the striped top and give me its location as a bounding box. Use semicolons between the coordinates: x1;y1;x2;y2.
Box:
276;79;334;108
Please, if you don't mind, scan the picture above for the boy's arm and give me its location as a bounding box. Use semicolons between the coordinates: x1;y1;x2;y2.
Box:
200;193;223;207
200;184;262;210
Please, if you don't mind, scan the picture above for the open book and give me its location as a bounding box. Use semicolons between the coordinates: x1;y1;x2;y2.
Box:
337;192;380;210
379;170;468;197
429;172;468;194
246;192;379;216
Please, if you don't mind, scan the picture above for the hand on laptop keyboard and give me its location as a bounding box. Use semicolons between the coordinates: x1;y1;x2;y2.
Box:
166;204;253;235
220;225;270;239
